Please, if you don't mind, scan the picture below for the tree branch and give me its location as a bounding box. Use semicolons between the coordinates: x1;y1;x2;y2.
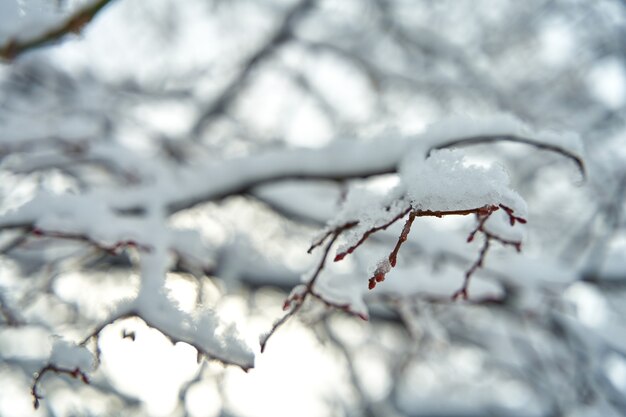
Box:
429;134;586;179
32;365;90;409
260;221;362;353
0;0;117;61
192;0;317;137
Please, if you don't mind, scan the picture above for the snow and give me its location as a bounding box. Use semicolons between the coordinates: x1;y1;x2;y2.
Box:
401;148;527;214
0;1;97;47
134;286;254;369
311;113;582;265
329;183;408;255
0;0;617;415
413;113;584;156
0;1;59;45
132;203;254;369
0;106;584;381
302;114;584;315
49;339;94;371
0;113;102;145
313;273;369;319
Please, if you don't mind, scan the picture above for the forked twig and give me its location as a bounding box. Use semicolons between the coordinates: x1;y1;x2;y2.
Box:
261;222;359;352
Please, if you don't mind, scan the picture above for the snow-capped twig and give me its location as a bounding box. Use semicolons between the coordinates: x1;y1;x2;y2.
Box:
32;364;90;409
334;207;412;261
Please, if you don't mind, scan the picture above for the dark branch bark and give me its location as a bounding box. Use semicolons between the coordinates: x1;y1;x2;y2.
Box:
0;0;117;61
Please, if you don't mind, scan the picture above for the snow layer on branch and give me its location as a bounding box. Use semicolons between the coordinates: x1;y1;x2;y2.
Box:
169;229;216;270
0;1;73;45
325;184;409;256
0;191;151;246
318;113;581;256
134;289;254;369
413;113;584;156
0;113;102;145
49;339;94;371
401;148;527;215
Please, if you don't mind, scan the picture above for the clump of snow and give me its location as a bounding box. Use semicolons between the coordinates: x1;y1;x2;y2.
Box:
400;148;527;215
287;284;308;300
371;258;392;276
49;339;94;371
318;114;579;254
329;184;397;227
194;310;254;368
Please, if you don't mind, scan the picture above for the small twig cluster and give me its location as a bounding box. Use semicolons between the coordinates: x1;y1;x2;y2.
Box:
261;202;526;351
356;204;525;293
260;222;363;353
452;204;526;300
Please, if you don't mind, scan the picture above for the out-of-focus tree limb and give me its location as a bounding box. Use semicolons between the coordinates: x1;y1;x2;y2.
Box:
191;0;317;137
0;0;117;61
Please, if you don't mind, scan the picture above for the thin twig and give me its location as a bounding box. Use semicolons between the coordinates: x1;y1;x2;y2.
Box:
453;238;491;300
30;227;152;254
260;223;360;352
388;211;417;267
334;207;412;261
32;365;90;409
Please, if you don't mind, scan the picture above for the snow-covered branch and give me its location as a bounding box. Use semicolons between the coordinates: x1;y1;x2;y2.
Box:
0;0;116;61
1;1;620;413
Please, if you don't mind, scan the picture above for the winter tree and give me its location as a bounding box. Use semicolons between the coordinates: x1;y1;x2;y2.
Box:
0;0;625;416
